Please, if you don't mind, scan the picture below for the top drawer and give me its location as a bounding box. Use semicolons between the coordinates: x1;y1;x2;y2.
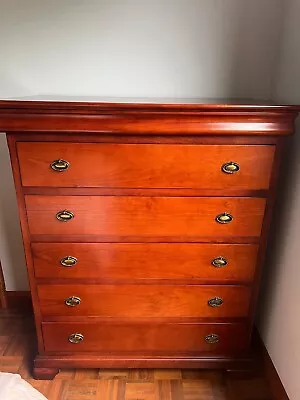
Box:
17;143;275;190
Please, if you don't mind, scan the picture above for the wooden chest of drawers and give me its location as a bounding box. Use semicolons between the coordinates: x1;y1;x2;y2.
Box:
1;99;298;380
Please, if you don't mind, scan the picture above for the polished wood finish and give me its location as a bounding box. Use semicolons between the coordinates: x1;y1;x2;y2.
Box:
17;142;275;190
32;243;258;282
42;321;249;355
37;284;251;318
0;99;298;135
2;99;298;378
25;195;266;239
0;310;276;399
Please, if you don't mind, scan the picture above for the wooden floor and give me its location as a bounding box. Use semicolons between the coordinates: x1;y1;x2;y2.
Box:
0;310;274;400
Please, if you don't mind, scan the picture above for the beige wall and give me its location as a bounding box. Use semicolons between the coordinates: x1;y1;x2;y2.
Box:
0;0;285;290
257;1;300;399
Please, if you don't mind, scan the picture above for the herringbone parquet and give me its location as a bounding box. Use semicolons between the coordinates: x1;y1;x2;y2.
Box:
0;310;273;400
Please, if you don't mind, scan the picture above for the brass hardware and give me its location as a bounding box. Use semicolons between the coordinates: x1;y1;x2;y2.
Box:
50;159;70;172
216;212;233;224
205;333;220;344
56;210;74;222
68;333;84;344
60;256;78;267
222;161;240;174
211;256;228;268
208;297;224;307
65;296;81;307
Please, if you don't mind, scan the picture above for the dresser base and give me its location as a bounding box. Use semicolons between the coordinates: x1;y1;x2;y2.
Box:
33;354;253;380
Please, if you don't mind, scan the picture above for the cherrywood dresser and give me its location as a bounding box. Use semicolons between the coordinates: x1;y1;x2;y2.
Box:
0;99;298;379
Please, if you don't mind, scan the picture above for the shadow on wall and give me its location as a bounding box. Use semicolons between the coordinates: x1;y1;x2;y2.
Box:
0;134;28;290
257;118;300;330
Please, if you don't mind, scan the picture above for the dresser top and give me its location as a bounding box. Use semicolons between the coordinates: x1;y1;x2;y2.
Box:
0;97;298;136
0;96;299;113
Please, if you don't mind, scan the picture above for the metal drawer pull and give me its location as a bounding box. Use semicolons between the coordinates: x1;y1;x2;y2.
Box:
50;159;70;172
211;256;228;268
68;333;84;344
56;210;74;222
216;213;233;224
222;161;240;174
60;256;78;267
65;296;81;307
208;297;224;307
205;333;219;344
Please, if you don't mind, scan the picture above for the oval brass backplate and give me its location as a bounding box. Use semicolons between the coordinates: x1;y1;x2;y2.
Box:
56;210;74;222
68;333;84;344
65;296;81;307
222;161;240;174
208;297;224;307
60;256;78;267
215;213;233;224
50;159;70;172
205;333;219;344
211;256;228;268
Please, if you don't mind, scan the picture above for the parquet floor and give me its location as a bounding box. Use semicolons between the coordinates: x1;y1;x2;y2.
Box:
0;310;273;400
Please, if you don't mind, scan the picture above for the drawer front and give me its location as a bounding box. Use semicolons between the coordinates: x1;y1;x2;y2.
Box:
38;284;251;318
32;243;258;282
17;142;274;190
26;196;266;239
42;321;249;355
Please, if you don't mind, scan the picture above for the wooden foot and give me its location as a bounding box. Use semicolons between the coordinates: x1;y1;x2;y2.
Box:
33;367;59;380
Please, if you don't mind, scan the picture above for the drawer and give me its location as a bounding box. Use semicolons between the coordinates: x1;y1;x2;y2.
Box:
37;284;251;318
25;196;266;239
42;321;249;355
32;243;258;282
17;142;275;190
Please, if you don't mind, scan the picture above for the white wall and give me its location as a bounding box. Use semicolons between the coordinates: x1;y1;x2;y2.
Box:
258;1;300;399
0;0;285;290
0;0;284;99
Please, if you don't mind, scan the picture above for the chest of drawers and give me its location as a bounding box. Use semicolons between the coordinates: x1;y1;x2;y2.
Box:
1;99;298;379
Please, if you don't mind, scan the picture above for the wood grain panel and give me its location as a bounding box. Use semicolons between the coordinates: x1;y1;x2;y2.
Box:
42;321;249;355
37;284;251;318
17;143;274;190
25;196;266;239
32;243;258;283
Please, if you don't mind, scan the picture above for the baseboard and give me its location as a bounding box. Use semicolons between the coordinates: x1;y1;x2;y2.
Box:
4;290;32;312
255;328;290;400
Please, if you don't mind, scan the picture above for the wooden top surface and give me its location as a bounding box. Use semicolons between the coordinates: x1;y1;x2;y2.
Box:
0;96;299;113
0;97;298;135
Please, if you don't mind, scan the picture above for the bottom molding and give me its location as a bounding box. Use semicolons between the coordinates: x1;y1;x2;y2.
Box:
33;354;253;380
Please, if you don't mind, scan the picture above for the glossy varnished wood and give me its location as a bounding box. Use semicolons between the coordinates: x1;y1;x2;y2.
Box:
37;284;251;318
42;321;249;355
25;195;266;239
0;311;275;399
17;142;275;190
3;99;298;378
32;243;259;283
0;99;298;135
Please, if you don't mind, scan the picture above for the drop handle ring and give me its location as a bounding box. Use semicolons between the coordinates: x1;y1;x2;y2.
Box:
216;213;233;224
50;159;70;172
211;256;228;268
65;296;81;307
205;333;220;344
56;210;74;222
222;161;240;174
68;333;84;344
60;256;78;267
